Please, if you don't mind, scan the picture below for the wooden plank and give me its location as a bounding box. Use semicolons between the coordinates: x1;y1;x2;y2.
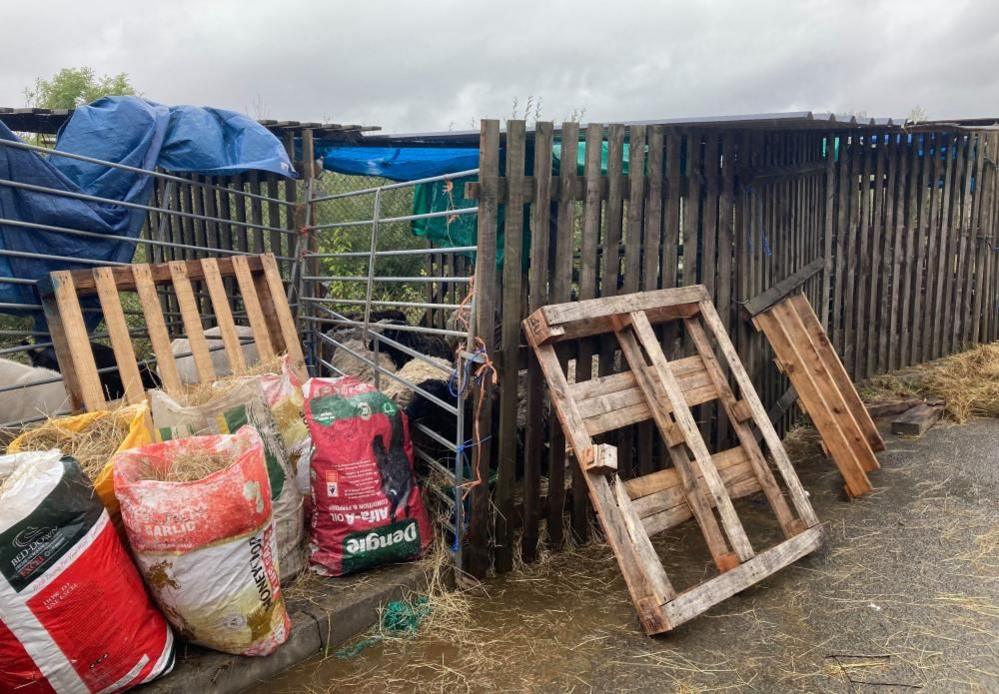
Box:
865;397;923;419
252;269;285;354
572;122;604;542
613;323;739;570
467;119;500;577
931;134;956;359
624;125;646;294
716;132;736;448
756;303;874;496
971;134;997;344
627;311;755;562
952;133;977;351
611;475;676;603
820;134;837;329
93;268;145;405
910;133;934;365
788;294;883;453
898;140;920;367
603;124;626;298
260;254;307;378
683;130;702;287
233;174;249;253
203;176;220;252
663;129;682;355
855;135;874;377
267;174;282;258
919;134;942;363
49;272;107;411
697;299;819;526
877;135;898;370
525;340;596;479
625;446;751;500
53;255;267;294
547;121;578;551
638;448;764;537
685;317;798;537
842;138;862;376
891;403;944;437
168;260;216;383
638;126;664;475
574;363;718;435
940;135;966;358
832;134;852;354
40;296;82;410
887;136;910;370
741;257;824;318
230;255;276;361
660;526;823;630
495;119;527;574
521;122;553;564
526;285;707;345
865;135;887;376
132;264;183;394
702;132;719;300
248;171;266;253
960;133;987;349
200;257;247;373
584;471;670;635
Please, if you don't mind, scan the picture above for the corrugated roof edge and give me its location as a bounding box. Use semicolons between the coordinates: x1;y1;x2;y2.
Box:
358;111;920;147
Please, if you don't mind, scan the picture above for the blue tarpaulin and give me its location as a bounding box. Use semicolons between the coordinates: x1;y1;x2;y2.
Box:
0;96;294;321
318;145;478;182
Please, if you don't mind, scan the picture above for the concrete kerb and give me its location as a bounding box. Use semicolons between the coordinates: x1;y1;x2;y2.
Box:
142;562;429;693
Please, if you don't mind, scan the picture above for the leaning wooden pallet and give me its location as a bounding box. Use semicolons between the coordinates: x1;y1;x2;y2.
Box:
37;253;306;412
742;258;885;498
524;285;823;635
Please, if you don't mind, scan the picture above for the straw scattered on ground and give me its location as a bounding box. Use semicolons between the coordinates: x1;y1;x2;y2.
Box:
859;342;999;423
177;354;286;406
11;408;133;479
252;416;999;694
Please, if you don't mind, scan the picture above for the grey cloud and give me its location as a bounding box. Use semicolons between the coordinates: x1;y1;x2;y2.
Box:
1;0;998;132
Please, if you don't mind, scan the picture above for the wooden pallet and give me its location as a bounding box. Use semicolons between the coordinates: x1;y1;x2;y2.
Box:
39;253;306;412
749;292;884;498
524;286;823;634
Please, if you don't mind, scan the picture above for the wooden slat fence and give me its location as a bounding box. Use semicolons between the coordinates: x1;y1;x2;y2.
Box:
142;163;298;338
468;119;999;578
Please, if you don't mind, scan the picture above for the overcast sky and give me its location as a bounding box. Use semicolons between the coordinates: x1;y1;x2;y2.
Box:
2;0;998;133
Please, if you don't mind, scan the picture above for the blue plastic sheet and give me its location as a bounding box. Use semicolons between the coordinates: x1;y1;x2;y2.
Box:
318;145;478;182
0;96;293;320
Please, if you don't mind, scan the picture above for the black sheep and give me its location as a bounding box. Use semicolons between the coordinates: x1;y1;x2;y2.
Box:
26;341;161;401
405;378;534;478
369;320;453;370
371;412;415;520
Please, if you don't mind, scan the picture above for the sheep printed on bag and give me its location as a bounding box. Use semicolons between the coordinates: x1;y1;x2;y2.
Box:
304;376;432;576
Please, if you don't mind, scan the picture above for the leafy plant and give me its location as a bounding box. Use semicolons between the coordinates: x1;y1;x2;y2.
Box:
24;67;138;110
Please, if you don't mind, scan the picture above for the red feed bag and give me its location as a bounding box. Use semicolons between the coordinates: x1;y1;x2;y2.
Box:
0;451;174;693
304;377;432;576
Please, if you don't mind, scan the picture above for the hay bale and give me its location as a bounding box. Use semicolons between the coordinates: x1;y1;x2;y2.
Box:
922;343;999;422
381;357;453;407
330;338;396;384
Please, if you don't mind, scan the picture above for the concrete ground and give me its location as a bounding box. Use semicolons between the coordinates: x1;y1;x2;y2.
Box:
249;419;999;693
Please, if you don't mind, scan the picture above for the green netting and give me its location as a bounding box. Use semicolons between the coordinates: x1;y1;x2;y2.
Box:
409;140;631;266
334;596;432;659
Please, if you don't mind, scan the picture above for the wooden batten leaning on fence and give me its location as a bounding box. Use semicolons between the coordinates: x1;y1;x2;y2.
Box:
38;253;305;412
524;287;822;634
742;259;885;497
